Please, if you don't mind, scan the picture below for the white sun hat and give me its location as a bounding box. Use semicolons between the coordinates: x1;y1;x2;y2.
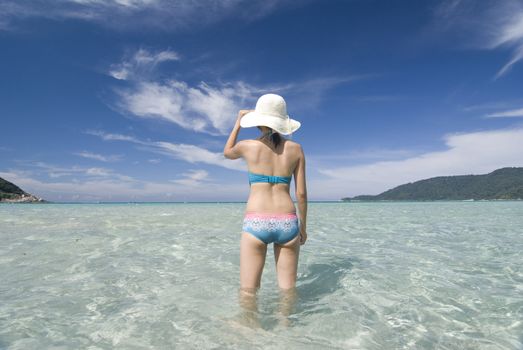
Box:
240;93;301;135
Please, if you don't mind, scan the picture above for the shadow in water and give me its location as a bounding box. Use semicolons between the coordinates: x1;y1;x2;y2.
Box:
298;256;356;301
292;256;357;318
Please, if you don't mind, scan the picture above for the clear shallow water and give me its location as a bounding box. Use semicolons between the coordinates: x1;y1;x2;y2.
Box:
0;202;522;349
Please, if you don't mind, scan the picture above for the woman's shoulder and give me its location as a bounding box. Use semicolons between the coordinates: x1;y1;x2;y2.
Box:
283;139;302;150
241;139;263;147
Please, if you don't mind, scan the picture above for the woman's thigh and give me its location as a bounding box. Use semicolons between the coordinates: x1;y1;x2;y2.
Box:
240;232;268;290
273;234;300;289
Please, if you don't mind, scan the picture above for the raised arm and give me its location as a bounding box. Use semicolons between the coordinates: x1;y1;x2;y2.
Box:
294;145;308;245
223;110;252;160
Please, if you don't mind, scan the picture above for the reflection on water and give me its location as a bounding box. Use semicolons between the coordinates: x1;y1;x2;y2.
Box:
1;202;522;349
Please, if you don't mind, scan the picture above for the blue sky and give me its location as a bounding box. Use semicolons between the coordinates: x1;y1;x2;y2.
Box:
1;0;523;202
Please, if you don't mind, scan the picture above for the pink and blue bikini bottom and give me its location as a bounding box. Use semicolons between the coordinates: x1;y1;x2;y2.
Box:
242;212;299;244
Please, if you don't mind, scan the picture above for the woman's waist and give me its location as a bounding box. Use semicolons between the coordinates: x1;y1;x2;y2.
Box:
246;191;294;202
248;186;292;197
244;211;297;218
245;197;296;214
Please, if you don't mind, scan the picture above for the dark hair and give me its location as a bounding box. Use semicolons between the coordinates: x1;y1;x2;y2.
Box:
258;127;282;148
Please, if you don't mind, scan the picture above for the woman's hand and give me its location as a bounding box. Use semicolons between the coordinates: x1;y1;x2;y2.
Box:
237;109;254;121
299;228;307;245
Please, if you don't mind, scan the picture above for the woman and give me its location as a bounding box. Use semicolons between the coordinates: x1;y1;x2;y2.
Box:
223;93;308;299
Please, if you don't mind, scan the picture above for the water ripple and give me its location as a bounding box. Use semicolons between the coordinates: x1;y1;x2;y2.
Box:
0;202;522;349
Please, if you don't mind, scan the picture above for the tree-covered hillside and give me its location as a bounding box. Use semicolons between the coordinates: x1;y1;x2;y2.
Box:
0;177;27;199
344;167;523;201
0;177;46;202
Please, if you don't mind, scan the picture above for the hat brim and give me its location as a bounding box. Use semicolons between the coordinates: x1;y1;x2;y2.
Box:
240;112;301;135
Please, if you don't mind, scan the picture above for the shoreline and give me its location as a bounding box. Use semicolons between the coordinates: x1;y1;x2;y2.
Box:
1;199;523;205
0;195;47;203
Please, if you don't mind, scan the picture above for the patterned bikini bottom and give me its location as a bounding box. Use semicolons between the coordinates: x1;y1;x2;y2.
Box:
242;212;300;244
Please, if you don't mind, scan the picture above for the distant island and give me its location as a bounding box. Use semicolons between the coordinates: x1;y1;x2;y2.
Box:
343;167;523;201
0;177;47;203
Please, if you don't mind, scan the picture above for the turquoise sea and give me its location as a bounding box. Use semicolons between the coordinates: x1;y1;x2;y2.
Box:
0;202;522;349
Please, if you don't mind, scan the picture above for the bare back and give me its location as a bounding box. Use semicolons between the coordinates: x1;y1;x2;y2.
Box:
242;138;304;213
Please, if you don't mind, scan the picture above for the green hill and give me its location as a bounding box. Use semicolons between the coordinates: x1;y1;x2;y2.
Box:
343;167;523;201
0;177;46;203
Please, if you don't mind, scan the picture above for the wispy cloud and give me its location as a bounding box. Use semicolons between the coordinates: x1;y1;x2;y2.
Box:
433;0;523;78
0;0;300;32
350;95;405;103
84;129;140;142
0;168;246;202
11;160;134;181
317;127;523;197
496;44;523;78
152;141;245;171
73;151;123;162
170;169;209;187
269;75;372;114
485;107;523;118
309;147;422;163
461;101;518;112
85;129;245;171
109;48;180;80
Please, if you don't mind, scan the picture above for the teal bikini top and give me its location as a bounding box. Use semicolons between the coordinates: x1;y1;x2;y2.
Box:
248;171;292;185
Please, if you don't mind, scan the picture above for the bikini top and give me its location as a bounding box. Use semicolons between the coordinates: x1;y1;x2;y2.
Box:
248;171;292;185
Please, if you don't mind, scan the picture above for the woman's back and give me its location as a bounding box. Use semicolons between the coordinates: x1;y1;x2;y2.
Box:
242;138;303;213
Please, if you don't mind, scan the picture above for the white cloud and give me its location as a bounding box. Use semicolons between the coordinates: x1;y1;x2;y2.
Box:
317;127;523;198
115;79;256;135
434;0;523;78
84;129;142;142
310;148;421;163
170;169;209;186
86;129;246;171
69;0;158;8
153;141;245;171
109;48;180;80
486;107;523;118
461;101;518;112
491;11;523;48
497;55;522;78
73;151;122;162
85;167;112;177
186;81;255;133
0;0;300;32
16;161;135;182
